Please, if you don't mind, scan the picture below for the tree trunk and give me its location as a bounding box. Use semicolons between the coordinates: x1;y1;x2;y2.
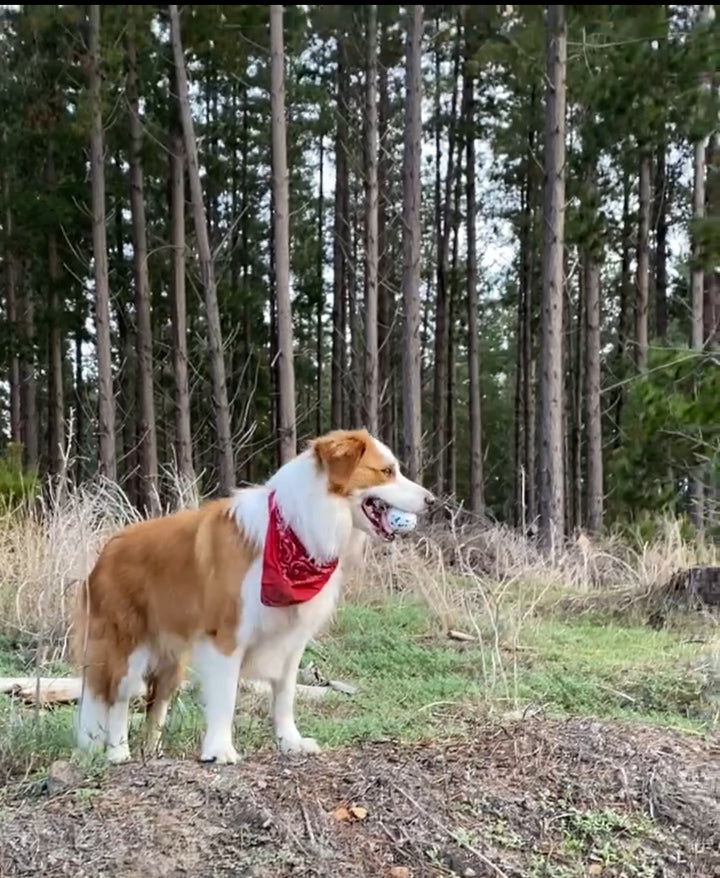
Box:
401;4;424;481
46;146;65;479
3;162;21;445
169;4;234;493
584;251;603;535
446;128;463;500
316;133;325;437
269;5;296;463
464;32;484;514
73;297;85;483
575;264;585;533
706;135;720;348
18;267;38;470
348;182;361;428
654;141;668;340
126;18;159;513
433;18;461;497
331;35;349;431
635;150;651;373
377;36;393;447
88;5;116;481
538;4;567;553
168;62;195;489
689;4;715;530
363;4;379;436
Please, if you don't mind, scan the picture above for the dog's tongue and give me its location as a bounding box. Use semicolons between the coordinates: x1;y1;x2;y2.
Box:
379;509;395;540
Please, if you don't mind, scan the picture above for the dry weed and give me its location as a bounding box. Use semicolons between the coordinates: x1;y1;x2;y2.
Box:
0;468;715;668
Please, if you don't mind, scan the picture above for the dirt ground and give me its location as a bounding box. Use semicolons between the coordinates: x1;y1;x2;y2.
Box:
1;718;718;878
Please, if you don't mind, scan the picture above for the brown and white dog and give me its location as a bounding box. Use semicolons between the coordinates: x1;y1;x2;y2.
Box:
72;429;434;764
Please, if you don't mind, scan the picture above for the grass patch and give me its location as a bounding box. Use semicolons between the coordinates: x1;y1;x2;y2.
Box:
0;596;715;783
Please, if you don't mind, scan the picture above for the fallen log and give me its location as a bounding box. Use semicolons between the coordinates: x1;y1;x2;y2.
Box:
0;672;355;707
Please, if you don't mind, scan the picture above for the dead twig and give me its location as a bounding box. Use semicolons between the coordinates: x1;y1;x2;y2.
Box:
391;782;510;878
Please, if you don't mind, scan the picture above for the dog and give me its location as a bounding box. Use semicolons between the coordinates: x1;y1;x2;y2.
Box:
72;428;435;764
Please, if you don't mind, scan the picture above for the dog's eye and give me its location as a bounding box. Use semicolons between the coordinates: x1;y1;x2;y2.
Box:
382;466;395;478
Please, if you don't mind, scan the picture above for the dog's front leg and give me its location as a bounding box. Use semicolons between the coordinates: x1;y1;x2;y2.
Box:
194;638;243;765
271;644;320;755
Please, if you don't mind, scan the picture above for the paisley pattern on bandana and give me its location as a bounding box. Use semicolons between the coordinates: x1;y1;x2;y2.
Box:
260;491;339;607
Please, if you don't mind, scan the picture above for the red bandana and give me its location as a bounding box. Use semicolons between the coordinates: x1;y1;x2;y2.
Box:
260;491;339;608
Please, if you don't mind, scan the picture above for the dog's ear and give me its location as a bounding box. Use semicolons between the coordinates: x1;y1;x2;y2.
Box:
312;431;368;491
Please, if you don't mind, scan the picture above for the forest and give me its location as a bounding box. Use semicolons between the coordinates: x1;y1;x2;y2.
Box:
0;4;718;546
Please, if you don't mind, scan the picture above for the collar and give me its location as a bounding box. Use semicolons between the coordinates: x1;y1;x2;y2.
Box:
260;491;339;608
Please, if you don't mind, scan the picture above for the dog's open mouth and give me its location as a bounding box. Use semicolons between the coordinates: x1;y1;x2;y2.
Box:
361;497;395;542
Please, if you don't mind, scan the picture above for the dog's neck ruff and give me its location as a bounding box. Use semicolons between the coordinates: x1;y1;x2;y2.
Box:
260;491;339;608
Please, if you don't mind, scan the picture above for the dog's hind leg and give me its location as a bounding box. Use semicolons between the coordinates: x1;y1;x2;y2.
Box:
144;660;183;758
105;645;151;764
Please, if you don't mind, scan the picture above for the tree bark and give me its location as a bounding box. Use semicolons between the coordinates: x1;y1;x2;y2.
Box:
446;128;463;499
126;17;159;513
654;141;668;340
3;161;21;446
169;4;234;493
331;35;349;431
464;31;484;514
363;4;379;436
377;35;393;447
88;5;116;481
46;146;65;478
316;133;325;437
18;266;38;470
689;4;715;530
538;4;567;552
433;18;461;497
401;4;424;481
584;251;603;535
269;5;296;463
168;62;195;489
635;150;651;372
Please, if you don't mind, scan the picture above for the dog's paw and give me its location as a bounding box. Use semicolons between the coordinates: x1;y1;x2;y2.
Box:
278;735;321;756
106;743;131;765
199;742;240;765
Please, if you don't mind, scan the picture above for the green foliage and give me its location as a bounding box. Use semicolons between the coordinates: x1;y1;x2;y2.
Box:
607;348;720;526
0;443;39;511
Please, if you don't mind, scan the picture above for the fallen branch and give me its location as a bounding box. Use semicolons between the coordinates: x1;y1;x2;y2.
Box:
0;674;356;707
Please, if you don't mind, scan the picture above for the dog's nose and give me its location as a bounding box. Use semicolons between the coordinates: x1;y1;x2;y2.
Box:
424;491;437;509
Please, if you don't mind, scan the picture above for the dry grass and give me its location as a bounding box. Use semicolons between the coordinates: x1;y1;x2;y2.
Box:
0;473;716;667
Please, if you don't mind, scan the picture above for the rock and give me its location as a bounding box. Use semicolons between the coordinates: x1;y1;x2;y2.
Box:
45;760;83;795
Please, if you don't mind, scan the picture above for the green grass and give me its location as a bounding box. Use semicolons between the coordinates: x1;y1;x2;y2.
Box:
0;597;715;782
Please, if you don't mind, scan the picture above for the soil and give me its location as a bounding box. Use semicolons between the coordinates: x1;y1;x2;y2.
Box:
1;717;718;878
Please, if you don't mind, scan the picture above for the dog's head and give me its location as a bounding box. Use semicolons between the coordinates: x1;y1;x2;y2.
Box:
310;429;435;541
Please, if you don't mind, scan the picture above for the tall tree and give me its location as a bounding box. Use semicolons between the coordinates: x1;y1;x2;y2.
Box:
269;4;296;463
87;4;116;481
464;26;484;514
363;4;379;436
635;151;651;372
538;4;567;551
46;146;65;478
126;14;158;513
401;4;424;480
168;66;195;490
169;3;234;494
432;17;461;497
584;228;603;536
2;164;21;445
331;35;348;431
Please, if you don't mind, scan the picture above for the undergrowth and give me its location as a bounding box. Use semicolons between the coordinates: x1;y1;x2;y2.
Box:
0;475;717;783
